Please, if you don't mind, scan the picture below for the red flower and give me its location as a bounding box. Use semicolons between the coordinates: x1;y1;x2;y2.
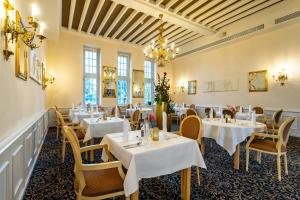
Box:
148;113;156;121
164;72;167;76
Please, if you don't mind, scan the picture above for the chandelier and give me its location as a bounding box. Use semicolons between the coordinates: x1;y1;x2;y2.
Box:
143;14;179;67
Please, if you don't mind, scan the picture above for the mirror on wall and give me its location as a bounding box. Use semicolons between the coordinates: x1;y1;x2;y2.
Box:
249;70;268;92
188;80;197;95
132;70;144;98
102;66;117;97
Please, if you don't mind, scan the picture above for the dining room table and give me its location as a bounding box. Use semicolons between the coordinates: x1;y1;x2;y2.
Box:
100;130;206;200
201;118;266;169
80;117;125;142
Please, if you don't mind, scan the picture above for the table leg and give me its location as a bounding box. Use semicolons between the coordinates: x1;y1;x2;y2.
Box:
200;138;205;155
233;144;240;170
254;152;261;164
131;190;139;200
181;168;191;200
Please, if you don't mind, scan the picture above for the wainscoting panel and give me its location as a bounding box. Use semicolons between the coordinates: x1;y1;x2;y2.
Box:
0;111;49;200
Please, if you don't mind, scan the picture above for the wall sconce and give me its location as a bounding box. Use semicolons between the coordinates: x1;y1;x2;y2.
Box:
273;68;288;86
42;65;55;89
177;82;185;93
2;0;46;61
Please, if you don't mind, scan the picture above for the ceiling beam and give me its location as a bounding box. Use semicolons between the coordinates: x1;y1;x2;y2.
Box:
104;6;128;37
111;10;138;38
168;30;191;44
164;0;177;10
119;14;148;40
87;0;106;33
141;24;178;45
195;0;238;23
68;0;76;29
78;0;91;31
110;0;215;35
214;0;282;29
202;0;253;25
177;33;202;47
125;17;156;42
180;0;208;17
188;0;224;20
156;0;165;5
172;0;194;13
170;31;196;45
96;2;117;35
132;19;161;43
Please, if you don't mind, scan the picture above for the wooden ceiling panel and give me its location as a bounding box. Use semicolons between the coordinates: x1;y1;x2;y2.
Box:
81;0;100;32
61;0;71;27
61;0;285;46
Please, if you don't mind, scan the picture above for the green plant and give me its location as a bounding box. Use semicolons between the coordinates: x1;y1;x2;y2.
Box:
154;72;174;114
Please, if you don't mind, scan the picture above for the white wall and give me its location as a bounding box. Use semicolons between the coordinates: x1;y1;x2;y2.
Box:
0;0;46;148
45;30;173;108
172;22;300;111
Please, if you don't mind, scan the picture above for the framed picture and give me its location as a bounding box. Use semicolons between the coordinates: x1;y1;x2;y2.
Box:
15;11;28;80
132;70;144;98
29;49;42;85
102;66;117;98
188;80;197;95
249;70;268;92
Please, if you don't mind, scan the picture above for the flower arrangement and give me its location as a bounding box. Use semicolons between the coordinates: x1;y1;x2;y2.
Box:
154;72;174;114
98;105;105;112
148;113;156;127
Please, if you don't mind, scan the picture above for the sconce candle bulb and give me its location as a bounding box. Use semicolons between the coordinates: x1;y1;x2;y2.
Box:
273;68;288;86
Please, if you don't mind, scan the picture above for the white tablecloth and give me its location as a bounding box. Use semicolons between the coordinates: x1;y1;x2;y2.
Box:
235;112;264;120
174;107;188;116
81;117;124;142
202;119;266;155
101;131;206;196
69;111;101;123
126;108;153;118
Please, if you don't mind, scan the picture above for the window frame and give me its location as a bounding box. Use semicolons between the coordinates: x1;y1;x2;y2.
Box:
83;46;100;105
117;52;131;105
144;59;156;104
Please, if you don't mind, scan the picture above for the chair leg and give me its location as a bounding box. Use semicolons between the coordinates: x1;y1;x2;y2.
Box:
62;137;66;163
284;154;288;175
258;152;261;164
56;127;59;140
277;154;282;181
196;167;201;186
246;149;249;172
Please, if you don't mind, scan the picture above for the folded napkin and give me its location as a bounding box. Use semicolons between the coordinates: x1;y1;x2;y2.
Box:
248;105;252;113
163;112;167;132
251;111;256;126
123;119;130;142
239;106;243;113
115;105;118;118
209;108;214;119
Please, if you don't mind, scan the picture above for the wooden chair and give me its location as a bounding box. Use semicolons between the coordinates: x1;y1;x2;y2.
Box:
222;109;235;119
253;106;264;114
179;115;203;186
56;111;85;162
55;105;69;118
130;109;141;130
55;110;78;140
189;104;196;109
126;103;133;109
246;117;295;181
111;106;122;117
204;107;216;118
186;108;197;117
62;126;128;200
266;109;283;134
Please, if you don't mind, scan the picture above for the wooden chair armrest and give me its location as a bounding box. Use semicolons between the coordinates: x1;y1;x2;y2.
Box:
65;122;80;127
80;144;108;153
252;132;279;139
79;161;122;171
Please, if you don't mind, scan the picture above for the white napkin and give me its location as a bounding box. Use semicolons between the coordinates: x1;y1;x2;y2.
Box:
239;106;243;113
123;119;130;142
72;103;75;109
248;105;252;113
182;102;185;108
209;108;214;119
163;112;167;132
251;111;256;126
115;106;118;118
219;106;222;113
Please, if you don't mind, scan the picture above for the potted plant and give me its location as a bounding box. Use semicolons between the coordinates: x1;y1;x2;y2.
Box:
154;72;174;131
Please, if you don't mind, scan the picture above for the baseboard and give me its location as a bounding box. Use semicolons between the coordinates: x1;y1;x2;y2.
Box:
0;111;49;200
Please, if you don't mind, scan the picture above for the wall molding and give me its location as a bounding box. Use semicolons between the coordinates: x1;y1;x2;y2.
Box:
0;111;49;200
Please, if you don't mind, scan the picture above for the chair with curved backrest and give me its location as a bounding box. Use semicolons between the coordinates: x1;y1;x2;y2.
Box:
190;104;196;109
186;108;197;117
111;106;122;117
253;106;264;114
62;126;128;200
267;109;283;134
56;111;85;162
204;107;216;118
179;115;203;185
246;117;295;181
222;109;235;119
126;104;132;109
130;109;141;130
55;109;77;140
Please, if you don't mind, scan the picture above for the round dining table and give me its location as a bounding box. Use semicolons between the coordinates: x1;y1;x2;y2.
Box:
202;118;266;169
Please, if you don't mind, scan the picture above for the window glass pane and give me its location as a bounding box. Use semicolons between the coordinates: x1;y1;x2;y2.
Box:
84;48;99;105
117;80;128;105
117;53;130;105
144;60;155;104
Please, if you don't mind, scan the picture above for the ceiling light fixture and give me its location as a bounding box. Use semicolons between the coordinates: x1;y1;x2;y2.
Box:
143;14;179;67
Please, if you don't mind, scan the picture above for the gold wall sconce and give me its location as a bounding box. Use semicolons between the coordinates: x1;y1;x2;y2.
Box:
2;0;46;61
273;68;288;86
42;65;55;89
177;82;185;94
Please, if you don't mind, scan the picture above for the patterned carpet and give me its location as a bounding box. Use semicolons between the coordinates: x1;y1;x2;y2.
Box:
23;127;300;200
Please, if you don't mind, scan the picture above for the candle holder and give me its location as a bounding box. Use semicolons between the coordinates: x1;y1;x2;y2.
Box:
152;127;160;141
